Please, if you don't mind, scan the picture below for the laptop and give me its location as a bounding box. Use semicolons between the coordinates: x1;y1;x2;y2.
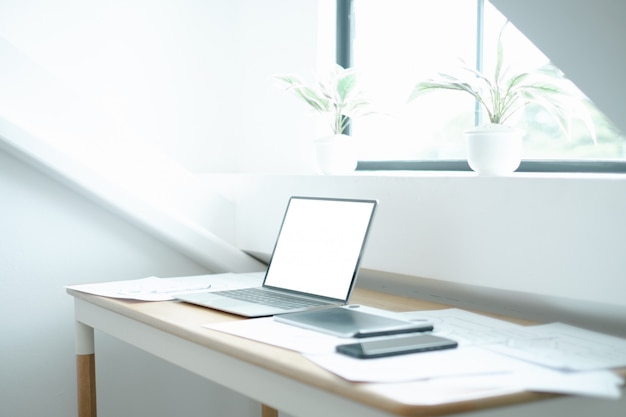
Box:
176;196;377;317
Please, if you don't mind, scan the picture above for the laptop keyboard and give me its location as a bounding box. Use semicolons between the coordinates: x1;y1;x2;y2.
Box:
217;287;330;310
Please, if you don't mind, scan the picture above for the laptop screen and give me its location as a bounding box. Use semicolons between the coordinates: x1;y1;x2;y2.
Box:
263;197;377;301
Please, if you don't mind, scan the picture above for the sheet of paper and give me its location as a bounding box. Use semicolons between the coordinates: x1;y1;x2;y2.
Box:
363;378;524;406
404;309;626;372
364;366;623;404
66;272;264;301
205;306;623;399
401;308;537;346
205;317;530;383
305;347;622;399
517;367;623;398
205;316;350;354
304;347;520;382
486;322;626;371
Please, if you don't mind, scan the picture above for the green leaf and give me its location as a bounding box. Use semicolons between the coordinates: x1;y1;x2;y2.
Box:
407;20;596;142
296;86;330;112
274;65;375;135
336;72;357;102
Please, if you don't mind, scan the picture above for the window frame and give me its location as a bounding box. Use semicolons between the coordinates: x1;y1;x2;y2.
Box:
338;0;626;174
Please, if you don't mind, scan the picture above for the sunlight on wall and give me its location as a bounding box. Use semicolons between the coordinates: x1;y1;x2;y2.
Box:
0;35;234;237
0;1;240;172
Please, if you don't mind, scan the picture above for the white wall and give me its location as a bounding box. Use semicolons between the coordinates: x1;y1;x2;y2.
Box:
234;0;323;173
225;173;626;337
0;147;270;417
0;0;321;175
0;0;239;172
0;2;315;416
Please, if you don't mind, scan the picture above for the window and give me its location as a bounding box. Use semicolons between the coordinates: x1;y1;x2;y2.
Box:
339;0;626;172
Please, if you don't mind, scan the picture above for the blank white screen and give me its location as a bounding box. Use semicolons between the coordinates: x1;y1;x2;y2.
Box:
264;198;376;300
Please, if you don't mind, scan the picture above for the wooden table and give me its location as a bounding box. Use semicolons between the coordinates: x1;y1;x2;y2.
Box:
67;287;623;417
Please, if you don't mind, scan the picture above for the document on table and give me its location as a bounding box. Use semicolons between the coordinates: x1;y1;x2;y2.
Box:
404;308;626;370
485;322;626;371
304;347;623;399
362;377;525;406
66;272;264;301
205;307;624;399
400;308;536;346
205;315;524;380
305;346;522;382
363;368;624;405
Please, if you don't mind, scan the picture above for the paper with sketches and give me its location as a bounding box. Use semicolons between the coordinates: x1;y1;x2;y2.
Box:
486;322;626;371
304;346;622;398
404;309;626;371
66;272;264;301
401;308;536;346
205;306;624;398
206;314;623;398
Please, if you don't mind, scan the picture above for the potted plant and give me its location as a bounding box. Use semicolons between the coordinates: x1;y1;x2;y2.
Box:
408;22;596;176
275;64;374;174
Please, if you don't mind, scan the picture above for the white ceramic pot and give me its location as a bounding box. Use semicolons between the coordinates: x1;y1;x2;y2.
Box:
314;134;358;175
464;124;524;176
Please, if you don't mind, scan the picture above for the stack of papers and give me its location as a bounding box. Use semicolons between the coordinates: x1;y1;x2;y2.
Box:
66;272;264;301
402;309;626;371
204;308;625;401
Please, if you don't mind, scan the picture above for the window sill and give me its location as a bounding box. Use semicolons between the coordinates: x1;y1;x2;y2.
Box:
356;159;626;174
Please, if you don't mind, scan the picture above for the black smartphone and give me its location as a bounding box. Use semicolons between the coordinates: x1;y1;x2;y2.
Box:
336;334;458;359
